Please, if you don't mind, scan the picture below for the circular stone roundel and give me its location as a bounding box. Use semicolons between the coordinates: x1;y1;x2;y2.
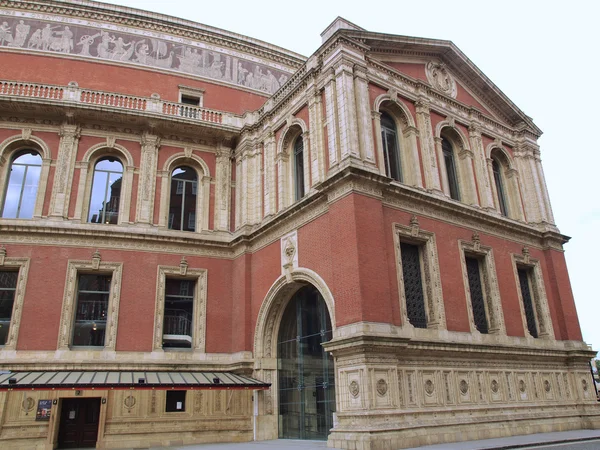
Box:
582;379;589;392
519;380;526;393
425;61;457;98
22;397;35;412
459;380;469;395
124;394;136;408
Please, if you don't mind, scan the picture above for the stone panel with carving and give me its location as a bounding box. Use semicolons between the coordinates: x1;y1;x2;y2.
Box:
0;11;292;94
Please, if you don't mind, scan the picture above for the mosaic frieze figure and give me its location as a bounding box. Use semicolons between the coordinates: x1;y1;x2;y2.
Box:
0;13;292;94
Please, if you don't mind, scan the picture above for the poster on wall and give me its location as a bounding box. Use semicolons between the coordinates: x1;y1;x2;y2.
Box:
36;400;52;421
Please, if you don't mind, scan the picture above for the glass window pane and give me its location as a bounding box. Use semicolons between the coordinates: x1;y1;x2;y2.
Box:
170;167;197;232
72;274;111;347
18;165;41;219
0;271;17;346
88;159;123;224
88;171;109;223
2;165;25;218
163;278;194;349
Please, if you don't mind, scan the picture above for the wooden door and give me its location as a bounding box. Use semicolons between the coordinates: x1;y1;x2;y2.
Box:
57;398;101;448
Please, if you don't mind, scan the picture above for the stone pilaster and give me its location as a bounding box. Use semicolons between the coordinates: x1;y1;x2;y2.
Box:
353;64;376;166
263;132;277;218
335;60;360;161
514;142;546;223
457;147;479;206
276;150;289;211
135;133;160;224
214;145;232;231
49;123;80;218
307;88;325;186
415;100;442;192
324;70;339;170
469;123;494;208
533;150;555;224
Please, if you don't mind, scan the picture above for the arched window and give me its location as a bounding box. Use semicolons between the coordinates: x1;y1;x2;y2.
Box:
88;158;123;224
442;137;460;200
169;166;197;232
293;136;305;201
492;157;508;216
381;112;402;182
1;151;42;219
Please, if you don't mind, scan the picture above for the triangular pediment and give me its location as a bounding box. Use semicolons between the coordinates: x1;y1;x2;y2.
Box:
331;28;539;134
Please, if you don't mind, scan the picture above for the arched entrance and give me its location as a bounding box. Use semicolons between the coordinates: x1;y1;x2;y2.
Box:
277;285;335;440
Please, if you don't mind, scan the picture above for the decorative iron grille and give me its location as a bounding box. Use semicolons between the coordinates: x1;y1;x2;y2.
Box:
465;257;488;333
400;243;427;328
518;268;538;338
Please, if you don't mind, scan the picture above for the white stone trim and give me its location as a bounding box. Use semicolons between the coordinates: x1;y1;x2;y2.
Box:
57;255;123;350
374;93;422;188
158;152;211;232
458;237;505;335
0;134;51;219
511;251;554;340
152;263;208;352
393;219;446;330
73;142;134;225
0;254;30;350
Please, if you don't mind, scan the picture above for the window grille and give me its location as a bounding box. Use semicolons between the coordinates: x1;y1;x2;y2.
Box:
518;268;538;338
465;257;488;333
400;242;427;328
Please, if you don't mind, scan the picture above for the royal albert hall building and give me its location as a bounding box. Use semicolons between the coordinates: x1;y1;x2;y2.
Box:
0;1;597;449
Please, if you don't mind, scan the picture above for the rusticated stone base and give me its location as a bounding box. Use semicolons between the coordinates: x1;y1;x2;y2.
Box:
328;407;600;450
323;322;600;450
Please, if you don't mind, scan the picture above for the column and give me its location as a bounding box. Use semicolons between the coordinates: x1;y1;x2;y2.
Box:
324;70;339;171
415;100;442;192
468;123;494;208
513;142;544;223
135;133;160;224
353;64;376;166
49;123;80;218
334;60;360;161
307;87;325;186
263;132;277;217
214;145;232;231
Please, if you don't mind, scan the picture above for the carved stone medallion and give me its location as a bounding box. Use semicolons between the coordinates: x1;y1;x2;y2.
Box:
424;379;435;395
582;379;589;392
459;379;469;395
426;61;457;98
490;379;499;394
349;380;360;398
22;397;35;412
376;379;388;397
544;380;551;393
124;394;136;408
519;380;526;393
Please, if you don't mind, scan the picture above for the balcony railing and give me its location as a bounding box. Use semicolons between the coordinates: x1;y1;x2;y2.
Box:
0;80;243;128
163;309;192;345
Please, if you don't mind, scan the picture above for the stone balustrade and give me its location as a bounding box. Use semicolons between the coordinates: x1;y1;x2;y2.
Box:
0;80;241;128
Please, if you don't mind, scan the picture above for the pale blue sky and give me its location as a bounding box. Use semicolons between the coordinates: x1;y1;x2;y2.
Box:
102;0;600;354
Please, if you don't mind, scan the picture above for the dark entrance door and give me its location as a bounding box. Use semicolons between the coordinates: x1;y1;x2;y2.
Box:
57;398;101;448
278;285;335;440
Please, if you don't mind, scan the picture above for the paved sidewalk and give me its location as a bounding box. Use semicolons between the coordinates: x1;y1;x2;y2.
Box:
145;430;600;450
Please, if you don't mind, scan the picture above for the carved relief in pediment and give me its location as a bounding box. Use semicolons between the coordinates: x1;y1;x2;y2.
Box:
426;61;457;98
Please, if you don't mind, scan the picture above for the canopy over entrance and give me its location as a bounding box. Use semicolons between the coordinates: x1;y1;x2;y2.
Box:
0;371;270;391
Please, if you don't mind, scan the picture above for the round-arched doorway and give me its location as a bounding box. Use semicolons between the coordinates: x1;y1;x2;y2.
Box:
277;284;335;440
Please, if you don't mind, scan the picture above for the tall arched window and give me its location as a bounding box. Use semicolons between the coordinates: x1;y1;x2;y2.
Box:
1;151;42;219
293;136;305;201
381;112;402;182
442;137;460;200
169;166;197;232
88;158;123;224
492;155;508;216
